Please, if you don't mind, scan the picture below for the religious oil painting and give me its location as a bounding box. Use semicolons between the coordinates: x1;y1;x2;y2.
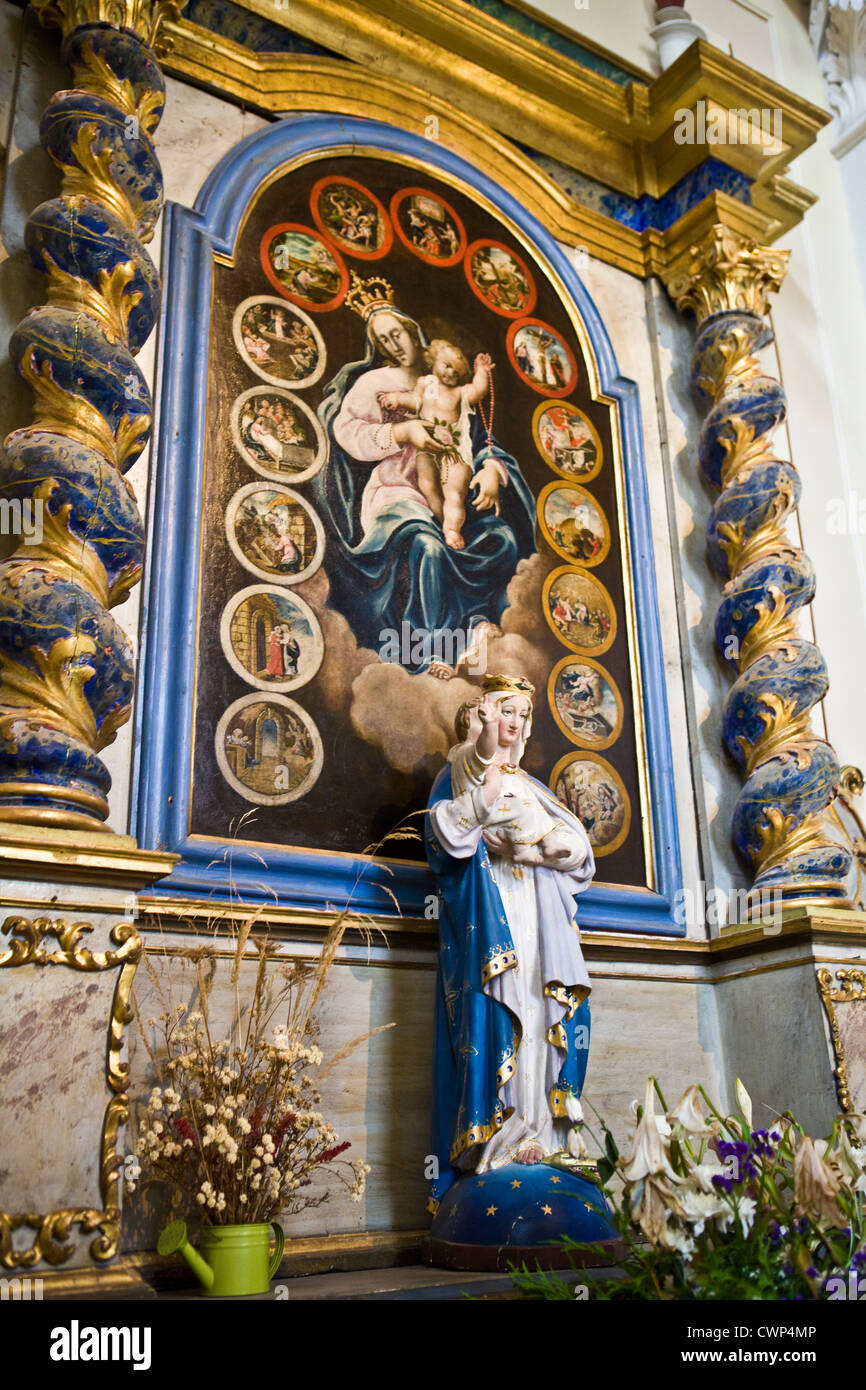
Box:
225;483;324;583
233;297;325;388
533;401;601;482
221;586;323;692
391;188;466;265
465;240;537;317
549;656;623;751
311;176;393;260
551;752;630;856
260;224;348;310
231;388;326;482
538;482;610;566
543;566;617;655
508;319;577;396
192;151;646;886
216;694;323;804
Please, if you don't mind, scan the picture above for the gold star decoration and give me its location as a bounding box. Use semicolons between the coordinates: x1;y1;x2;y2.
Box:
510;1179;522;1189
477;1180;486;1188
549;1176;561;1185
486;1205;498;1216
541;1204;553;1215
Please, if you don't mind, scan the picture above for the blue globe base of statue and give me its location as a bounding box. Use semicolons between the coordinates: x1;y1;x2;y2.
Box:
424;1163;622;1272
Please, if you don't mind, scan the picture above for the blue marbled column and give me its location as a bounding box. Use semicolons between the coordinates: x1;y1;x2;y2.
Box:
0;9;172;828
667;225;851;905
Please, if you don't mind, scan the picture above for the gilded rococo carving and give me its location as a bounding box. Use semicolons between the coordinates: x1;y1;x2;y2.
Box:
0;917;141;1268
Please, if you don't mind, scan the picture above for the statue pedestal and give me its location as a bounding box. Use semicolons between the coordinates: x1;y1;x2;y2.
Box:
423;1163;622;1272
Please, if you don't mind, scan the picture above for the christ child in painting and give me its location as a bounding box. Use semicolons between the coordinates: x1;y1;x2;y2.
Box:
449;690;570;866
377;342;493;550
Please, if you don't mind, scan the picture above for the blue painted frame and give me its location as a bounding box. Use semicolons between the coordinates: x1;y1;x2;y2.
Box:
132;115;684;934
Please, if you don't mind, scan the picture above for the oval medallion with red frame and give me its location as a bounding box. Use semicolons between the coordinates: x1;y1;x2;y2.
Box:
260;223;349;311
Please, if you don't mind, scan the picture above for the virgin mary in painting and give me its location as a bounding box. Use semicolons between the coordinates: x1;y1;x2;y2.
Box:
313;277;536;675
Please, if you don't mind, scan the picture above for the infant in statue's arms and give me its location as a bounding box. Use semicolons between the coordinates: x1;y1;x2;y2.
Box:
449;686;570;866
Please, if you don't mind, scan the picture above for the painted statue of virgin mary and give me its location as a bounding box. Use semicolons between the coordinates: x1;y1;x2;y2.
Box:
425;673;595;1211
313;275;536;674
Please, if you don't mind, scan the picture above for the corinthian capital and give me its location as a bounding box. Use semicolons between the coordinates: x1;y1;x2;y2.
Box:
664;224;789;324
810;0;866;152
31;0;178;45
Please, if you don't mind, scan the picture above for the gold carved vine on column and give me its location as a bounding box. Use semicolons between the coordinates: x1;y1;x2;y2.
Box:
662;224;851;902
0;917;141;1269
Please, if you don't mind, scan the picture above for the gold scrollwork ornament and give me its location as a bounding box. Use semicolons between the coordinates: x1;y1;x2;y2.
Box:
0;916;141;1269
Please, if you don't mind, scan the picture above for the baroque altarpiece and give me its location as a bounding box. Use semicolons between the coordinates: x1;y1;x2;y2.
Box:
1;0;864;1289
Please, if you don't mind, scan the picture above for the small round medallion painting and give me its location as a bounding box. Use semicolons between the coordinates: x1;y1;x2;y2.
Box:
390;187;466;267
310;176;393;260
233;297;326;390
550;752;630;856
260;223;348;311
507;318;577;397
220;585;324;694
216;694;323;804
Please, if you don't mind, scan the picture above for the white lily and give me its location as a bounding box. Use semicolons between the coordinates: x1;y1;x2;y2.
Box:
793;1135;846;1225
819;1125;866;1185
668;1083;715;1137
565;1092;584;1124
734;1077;753;1127
621;1078;682;1184
843;1113;866;1146
629;1173;686;1247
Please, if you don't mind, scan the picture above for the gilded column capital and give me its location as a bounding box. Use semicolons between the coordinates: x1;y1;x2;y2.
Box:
31;0;179;47
664;224;790;324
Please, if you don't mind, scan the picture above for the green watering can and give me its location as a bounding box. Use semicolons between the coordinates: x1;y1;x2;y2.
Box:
158;1220;285;1297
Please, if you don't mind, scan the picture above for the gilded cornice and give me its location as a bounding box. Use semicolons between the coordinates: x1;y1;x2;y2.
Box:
158;21;819;279
198;1;828;202
0;822;178;888
157;3;827;277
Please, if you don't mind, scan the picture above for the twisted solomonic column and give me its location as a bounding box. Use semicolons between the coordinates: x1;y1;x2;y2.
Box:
0;0;174;829
665;225;852;907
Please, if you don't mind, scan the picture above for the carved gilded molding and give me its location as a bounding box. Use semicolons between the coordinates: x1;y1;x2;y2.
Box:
816;965;866;1113
32;0;179;47
157;12;825;273
0;917;141;1269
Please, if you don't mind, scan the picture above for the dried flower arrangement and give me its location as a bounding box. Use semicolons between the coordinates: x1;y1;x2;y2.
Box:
125;889;398;1226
